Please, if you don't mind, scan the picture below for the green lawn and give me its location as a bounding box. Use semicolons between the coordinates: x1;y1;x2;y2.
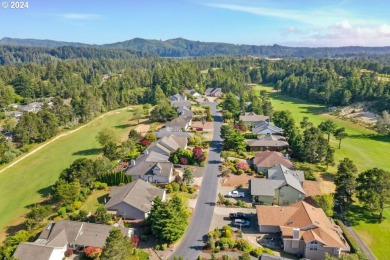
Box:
0;107;135;240
255;85;390;258
80;189;110;214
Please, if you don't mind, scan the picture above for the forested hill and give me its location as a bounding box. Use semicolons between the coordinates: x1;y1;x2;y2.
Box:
2;37;390;58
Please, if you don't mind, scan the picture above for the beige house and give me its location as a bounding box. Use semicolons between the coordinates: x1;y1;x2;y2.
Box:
250;164;305;205
126;135;187;183
253;150;293;172
14;221;133;260
247;135;289;152
106;179;166;219
256;201;350;259
239;112;270;126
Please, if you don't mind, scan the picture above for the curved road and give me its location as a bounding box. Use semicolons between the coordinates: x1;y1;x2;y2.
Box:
170;102;222;259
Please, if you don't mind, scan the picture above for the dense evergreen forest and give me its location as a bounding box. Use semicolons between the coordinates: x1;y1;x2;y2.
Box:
1;52;390;164
3;37;390;59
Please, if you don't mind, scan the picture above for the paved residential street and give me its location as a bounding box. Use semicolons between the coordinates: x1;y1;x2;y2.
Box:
170;102;222;260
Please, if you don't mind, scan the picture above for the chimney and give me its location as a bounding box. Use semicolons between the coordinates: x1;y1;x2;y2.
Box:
293;228;300;240
130;159;136;166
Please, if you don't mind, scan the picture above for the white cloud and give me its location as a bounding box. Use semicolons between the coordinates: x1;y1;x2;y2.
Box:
285;21;390;46
57;13;102;20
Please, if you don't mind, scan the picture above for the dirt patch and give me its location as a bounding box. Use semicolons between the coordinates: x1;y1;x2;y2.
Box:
221;174;256;187
134;123;151;133
333;103;377;125
318;177;336;194
303;181;322;197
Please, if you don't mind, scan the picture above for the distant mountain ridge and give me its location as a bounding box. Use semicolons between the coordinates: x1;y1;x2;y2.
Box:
2;36;390;57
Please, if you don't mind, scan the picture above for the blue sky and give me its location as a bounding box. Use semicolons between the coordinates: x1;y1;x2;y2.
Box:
0;0;390;47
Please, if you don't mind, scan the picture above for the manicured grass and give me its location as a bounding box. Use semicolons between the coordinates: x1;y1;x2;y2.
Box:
255;85;390;172
80;189;110;214
0;107;135;240
255;85;390;258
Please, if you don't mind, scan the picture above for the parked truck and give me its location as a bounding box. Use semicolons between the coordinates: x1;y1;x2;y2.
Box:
227;190;245;198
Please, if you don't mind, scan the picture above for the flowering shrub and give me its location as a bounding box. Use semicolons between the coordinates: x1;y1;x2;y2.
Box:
179;157;188;165
140;139;151;147
234;123;247;132
131;235;140;247
84;246;102;259
193;146;206;163
235;161;250;171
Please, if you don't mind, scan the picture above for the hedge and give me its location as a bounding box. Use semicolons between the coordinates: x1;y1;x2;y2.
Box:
334;219;366;259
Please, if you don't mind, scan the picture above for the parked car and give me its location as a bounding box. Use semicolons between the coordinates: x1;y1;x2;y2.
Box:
227;190;245;198
229;212;251;220
232;219;251;228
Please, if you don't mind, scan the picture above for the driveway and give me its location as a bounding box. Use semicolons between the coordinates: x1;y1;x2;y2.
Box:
170;102;222;260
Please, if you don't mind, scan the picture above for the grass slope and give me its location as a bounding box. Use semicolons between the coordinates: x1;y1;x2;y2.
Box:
255;85;390;258
0;107;135;240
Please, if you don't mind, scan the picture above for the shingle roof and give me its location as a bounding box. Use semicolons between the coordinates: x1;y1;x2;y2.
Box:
252;121;283;134
251;179;283;196
106;179;165;213
170;100;192;108
256;201;349;250
13;243;56;260
169;94;186;101
155;128;194;138
239;113;270;123
247;135;289;148
14;220;133;259
205;88;222;96
268;165;305;184
253;151;294;169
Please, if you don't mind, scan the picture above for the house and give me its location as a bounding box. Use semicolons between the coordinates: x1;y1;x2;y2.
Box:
169;93;187;101
252;121;283;135
105;179;166;220
155;127;194;139
250;164;305;205
125;135;187;183
253;150;293;172
184;89;202;98
239;112;270;126
256;201;349;259
190;121;213;132
165;114;192;131
13;220;133;260
170;100;192;109
18;102;44;113
247;135;289;151
4;110;23;119
204;88;223;97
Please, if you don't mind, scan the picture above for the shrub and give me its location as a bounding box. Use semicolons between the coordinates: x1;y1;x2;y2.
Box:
262;247;274;255
180;185;188;193
224;199;233;206
224;229;233;239
84;246;102;259
239;252;251;260
155;245;161;250
140;235;148;242
235;161;250;171
236;169;245;175
250;247;263;257
235;239;253;252
236;200;245;207
64;248;73;257
57;207;67;217
222;255;233;260
219;237;236;248
161;243;168;250
73;201;82;210
187;186;197;194
214;246;220;253
131;235;140;247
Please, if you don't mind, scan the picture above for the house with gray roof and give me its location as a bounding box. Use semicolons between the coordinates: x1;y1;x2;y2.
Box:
165;113;193;131
155;127;194;139
170;100;192;109
106;179;166;219
184;89;202;98
125;135;187;183
13;220;133;260
247;135;289;151
169;93;187;101
239;112;270;126
252;121;283;135
250;164;305;206
205;88;223;97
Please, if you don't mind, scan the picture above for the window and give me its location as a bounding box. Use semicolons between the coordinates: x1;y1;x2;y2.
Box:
298;193;302;199
309;241;318;251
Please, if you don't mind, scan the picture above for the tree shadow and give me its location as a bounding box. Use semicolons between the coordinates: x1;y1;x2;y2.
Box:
347;134;390;142
97;194;109;205
320;172;335;181
73;148;102;156
4;222;28;237
114;123;135;129
344;204;382;225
